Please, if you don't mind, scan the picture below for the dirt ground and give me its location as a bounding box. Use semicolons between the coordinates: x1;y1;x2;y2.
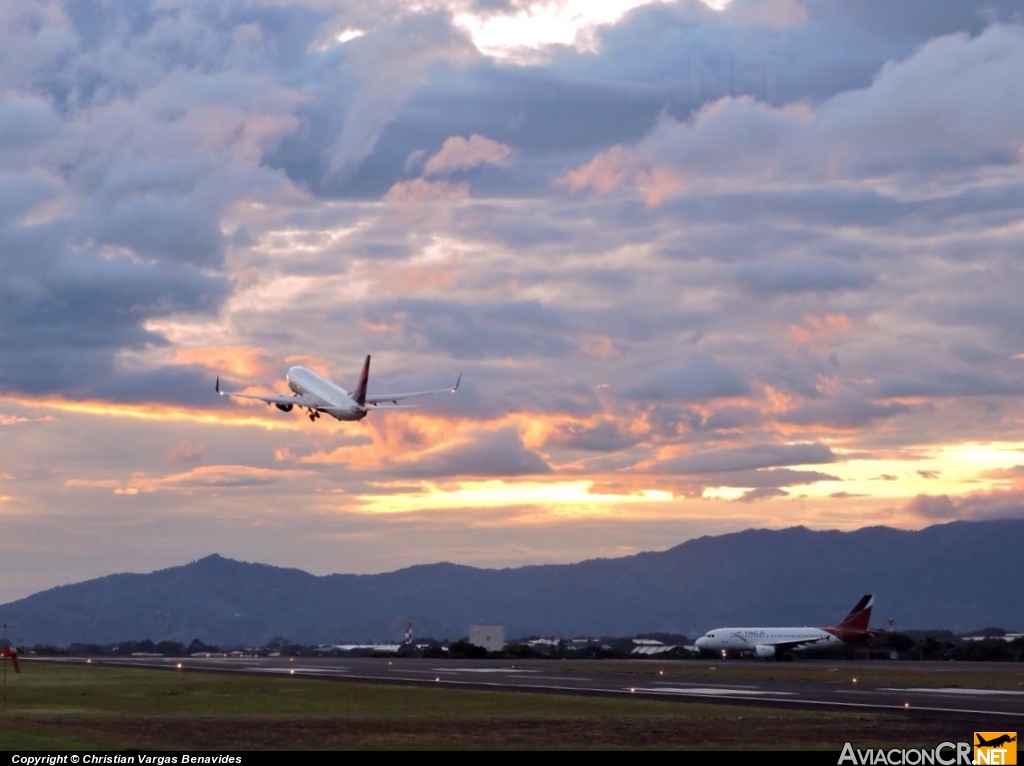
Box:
6;713;971;750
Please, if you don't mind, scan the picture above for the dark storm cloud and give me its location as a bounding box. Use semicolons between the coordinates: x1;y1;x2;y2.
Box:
390;427;551;479
92;199;226;269
906;491;1024;522
595;0;1024;109
876;372;1024;399
779;396;912;429
368;299;577;360
279;0;1002;200
691;468;839;489
820;0;1024;41
0;1;312;399
0;94;63;149
957;494;1024;521
89;365;222;407
655;185;1024;233
733;258;877;297
0;223;227;394
735;487;788;503
627;356;749;403
659;443;836;474
703;406;765;432
547;421;640;452
267;12;476;196
0;173;57;224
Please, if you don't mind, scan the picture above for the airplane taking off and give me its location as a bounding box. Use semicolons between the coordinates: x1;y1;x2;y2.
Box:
216;355;460;422
694;595;878;660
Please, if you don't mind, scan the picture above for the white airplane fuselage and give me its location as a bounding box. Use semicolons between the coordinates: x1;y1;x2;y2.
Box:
286;366;365;421
694;628;840;658
694;595;876;660
217;354;459;423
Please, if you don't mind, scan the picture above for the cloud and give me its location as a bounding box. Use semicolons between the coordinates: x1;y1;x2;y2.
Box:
905;491;1024;522
6;0;1024;605
876;371;1024;399
734;259;877;296
735;486;789;503
558;25;1024;201
383;178;469;203
325;13;475;177
165;441;207;464
695;468;839;488
779;396;912;430
547;420;640;452
423;134;514;176
659;443;836;474
628;356;749;403
391;428;551;479
728;0;808;28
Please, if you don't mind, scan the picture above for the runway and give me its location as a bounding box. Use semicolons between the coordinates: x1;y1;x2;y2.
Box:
37;656;1024;722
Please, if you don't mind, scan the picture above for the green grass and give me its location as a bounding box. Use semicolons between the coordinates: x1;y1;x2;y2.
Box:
3;661;734;718
0;661;971;750
573;660;1024;690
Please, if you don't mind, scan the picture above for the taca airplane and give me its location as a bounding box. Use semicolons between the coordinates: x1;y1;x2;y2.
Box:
216;355;460;422
694;594;878;660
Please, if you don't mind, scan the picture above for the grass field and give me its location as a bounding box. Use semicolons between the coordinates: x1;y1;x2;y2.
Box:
566;660;1024;691
0;661;985;750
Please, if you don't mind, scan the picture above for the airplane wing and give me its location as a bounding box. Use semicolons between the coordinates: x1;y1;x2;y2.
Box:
216;377;318;409
773;637;830;653
364;374;461;405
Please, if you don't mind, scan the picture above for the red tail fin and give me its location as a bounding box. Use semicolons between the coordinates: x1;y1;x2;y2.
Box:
354;355;370;407
837;594;874;632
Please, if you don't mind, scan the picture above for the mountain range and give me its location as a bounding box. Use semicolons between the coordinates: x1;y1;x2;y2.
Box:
1;518;1020;646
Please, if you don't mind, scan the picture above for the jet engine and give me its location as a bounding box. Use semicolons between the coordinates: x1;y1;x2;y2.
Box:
275;402;294;412
754;644;777;659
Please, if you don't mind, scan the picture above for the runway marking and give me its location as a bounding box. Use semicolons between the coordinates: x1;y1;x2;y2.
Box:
633;687;795;697
653;681;759;689
881;687;1024;696
434;667;541;674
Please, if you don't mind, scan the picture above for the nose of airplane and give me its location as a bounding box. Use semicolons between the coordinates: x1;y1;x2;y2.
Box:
695;637;708;649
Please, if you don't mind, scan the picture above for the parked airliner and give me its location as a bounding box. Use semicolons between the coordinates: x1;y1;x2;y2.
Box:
694;595;877;660
216;355;460;422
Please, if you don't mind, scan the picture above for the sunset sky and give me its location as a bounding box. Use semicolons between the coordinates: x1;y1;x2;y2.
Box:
3;0;1024;604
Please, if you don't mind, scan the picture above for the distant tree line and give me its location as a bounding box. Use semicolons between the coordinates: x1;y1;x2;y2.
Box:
12;631;1024;662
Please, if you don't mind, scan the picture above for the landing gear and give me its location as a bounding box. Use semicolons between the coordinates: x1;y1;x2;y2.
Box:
308;410;321;421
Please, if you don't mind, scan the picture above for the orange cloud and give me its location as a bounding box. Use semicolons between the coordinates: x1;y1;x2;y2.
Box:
581;336;622;359
0;394;300;430
292;413;465;470
635;166;685;206
423;134;513;176
555;144;637;194
786;313;858;348
0;413;55;425
68;465;315;495
165;440;206;464
554;145;682;206
173;345;273;377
